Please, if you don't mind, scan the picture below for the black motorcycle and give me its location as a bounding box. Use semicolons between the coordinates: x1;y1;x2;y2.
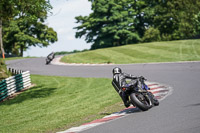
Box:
46;52;55;65
124;76;159;111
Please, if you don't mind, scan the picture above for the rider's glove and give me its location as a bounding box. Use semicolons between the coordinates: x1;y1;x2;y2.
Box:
139;76;146;80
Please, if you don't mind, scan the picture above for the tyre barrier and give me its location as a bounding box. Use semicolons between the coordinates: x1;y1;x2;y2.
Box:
0;71;31;101
7;67;23;75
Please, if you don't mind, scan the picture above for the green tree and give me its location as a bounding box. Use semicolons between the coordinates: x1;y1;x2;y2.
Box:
0;0;57;57
75;0;140;49
151;0;200;40
194;12;200;35
75;0;200;49
3;18;57;56
142;27;161;42
0;0;15;58
0;0;14;78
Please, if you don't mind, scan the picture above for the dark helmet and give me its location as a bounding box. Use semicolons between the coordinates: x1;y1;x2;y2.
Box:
112;67;122;75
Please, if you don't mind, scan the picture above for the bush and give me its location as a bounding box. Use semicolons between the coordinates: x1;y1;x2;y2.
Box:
0;59;9;81
142;27;161;42
161;34;172;41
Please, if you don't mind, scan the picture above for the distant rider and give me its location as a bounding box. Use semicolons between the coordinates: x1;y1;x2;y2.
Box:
47;52;55;60
46;52;55;64
112;67;138;108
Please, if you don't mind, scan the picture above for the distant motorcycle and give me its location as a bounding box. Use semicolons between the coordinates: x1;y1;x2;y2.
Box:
123;76;159;111
46;52;55;65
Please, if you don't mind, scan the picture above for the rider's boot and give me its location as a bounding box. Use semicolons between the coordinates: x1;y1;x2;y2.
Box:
120;92;130;108
125;101;131;108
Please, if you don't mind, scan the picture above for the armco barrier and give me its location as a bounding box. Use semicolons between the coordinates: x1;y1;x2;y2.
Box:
0;71;31;101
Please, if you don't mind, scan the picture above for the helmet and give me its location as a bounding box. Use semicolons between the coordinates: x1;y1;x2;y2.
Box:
112;67;122;75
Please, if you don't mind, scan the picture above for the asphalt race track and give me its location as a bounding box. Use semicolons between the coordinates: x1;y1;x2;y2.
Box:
6;58;200;133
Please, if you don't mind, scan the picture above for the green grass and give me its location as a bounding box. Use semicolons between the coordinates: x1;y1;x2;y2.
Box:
61;39;200;64
0;75;122;133
4;57;36;61
0;59;11;80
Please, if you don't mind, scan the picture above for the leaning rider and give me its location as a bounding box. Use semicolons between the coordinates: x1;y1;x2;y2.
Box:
112;67;138;108
47;52;55;60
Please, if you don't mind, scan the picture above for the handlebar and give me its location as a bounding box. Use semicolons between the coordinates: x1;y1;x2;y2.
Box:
137;76;147;81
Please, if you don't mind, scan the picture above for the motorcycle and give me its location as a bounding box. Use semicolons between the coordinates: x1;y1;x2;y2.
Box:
46;52;55;65
124;76;159;111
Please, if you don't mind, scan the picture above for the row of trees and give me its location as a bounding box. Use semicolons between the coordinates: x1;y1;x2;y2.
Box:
0;0;57;57
75;0;200;49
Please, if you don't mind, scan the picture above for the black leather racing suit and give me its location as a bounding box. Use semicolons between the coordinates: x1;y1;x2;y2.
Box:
112;73;137;107
47;52;55;60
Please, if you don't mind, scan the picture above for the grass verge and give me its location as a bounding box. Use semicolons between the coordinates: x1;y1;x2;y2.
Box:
61;39;200;64
4;57;36;61
0;75;123;133
0;59;11;81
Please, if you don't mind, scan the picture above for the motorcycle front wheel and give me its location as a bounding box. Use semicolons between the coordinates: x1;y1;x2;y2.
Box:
46;58;51;65
130;92;152;111
148;92;159;106
46;60;50;65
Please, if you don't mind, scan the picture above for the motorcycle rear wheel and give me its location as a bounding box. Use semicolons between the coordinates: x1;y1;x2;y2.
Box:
130;93;151;111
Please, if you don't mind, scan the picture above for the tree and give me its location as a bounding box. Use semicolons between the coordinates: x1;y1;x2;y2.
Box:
0;0;57;57
194;12;200;35
142;27;161;42
75;0;200;49
3;17;57;56
151;0;200;40
75;0;140;49
0;19;4;58
0;0;15;58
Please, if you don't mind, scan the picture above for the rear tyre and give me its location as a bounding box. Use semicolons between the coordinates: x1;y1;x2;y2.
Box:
130;93;151;111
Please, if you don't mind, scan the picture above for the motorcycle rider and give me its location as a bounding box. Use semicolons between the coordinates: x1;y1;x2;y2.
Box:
46;52;55;64
47;52;55;60
112;67;138;108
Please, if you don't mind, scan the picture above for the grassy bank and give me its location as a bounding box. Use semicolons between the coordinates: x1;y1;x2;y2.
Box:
0;59;11;81
0;75;122;133
61;39;200;64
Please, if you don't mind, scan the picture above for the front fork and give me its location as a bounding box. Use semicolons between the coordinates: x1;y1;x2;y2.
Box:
144;92;153;107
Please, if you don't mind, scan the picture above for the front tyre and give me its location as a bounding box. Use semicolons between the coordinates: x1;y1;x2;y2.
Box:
46;60;50;65
130;93;151;111
46;58;52;65
148;92;159;106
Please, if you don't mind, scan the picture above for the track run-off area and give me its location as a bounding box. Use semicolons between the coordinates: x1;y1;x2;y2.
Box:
6;57;200;133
